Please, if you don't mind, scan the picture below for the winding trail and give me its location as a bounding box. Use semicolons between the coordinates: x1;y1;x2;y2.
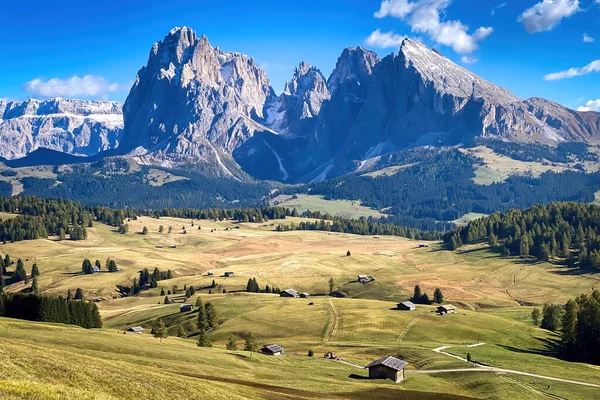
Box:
397;318;419;342
324;299;340;343
422;344;600;389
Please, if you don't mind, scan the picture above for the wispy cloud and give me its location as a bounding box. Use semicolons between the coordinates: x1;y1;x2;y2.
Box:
371;0;493;54
461;56;478;65
23;75;120;99
544;60;600;80
517;0;580;34
491;2;507;16
577;99;600;112
583;33;595;43
365;29;406;48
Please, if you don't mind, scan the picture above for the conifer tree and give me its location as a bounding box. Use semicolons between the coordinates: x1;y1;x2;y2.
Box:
226;334;238;350
433;288;444;304
31;263;40;277
95;259;101;271
531;308;541;326
31;276;39;294
74;288;84;300
244;332;258;358
13;259;28;283
204;302;217;330
197;330;212;347
153;319;168;343
196;299;207;331
142;226;148;235
160;288;165;296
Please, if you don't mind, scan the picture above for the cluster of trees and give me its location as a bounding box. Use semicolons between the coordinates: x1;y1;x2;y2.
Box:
0;292;101;329
19;160;273;210
1;255;40;291
483;140;597;164
444;202;600;270
275;217;442;241
532;290;600;364
224;332;259;357
410;285;444;305
245;278;281;294
289;148;600;226
196;298;218;347
82;258;119;274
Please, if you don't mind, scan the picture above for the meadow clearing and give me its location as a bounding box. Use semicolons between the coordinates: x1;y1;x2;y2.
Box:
2;214;600;399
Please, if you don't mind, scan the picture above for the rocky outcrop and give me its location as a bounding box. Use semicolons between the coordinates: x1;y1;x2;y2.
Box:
0;98;122;160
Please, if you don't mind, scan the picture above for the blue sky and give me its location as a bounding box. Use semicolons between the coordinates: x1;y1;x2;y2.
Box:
1;0;598;110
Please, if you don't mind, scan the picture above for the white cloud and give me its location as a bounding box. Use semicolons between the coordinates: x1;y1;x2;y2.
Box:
365;29;407;48
583;33;595;43
517;0;580;34
23;75;120;98
372;0;493;54
491;3;507;16
461;56;478;64
577;99;600;112
544;60;600;80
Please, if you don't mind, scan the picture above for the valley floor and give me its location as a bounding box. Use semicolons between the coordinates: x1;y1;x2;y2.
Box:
1;215;600;399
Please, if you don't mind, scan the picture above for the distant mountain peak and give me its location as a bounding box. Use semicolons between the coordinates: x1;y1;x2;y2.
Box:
327;46;379;94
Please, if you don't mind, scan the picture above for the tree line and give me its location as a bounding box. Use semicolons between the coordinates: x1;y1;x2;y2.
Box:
531;290;600;365
444;202;600;271
0;292;101;329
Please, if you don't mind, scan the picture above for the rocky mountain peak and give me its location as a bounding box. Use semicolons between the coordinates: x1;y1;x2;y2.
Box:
327;46;380;94
398;38;518;105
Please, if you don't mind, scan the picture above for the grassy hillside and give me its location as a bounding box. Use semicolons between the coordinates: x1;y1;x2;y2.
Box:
2;214;600;399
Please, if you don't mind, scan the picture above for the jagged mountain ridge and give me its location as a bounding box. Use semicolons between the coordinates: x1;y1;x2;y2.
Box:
0;98;122;160
117;27;600;183
3;26;599;184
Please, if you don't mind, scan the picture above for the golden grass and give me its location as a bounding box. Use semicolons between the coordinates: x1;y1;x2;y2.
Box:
271;194;385;219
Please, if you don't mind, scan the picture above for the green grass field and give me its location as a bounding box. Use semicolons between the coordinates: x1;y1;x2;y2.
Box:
2;215;600;399
271;194;385;219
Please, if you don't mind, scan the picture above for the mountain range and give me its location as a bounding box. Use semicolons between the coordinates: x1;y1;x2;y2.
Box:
3;26;600;183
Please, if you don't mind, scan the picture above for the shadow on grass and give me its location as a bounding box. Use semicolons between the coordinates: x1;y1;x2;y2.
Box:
498;336;561;357
348;373;370;380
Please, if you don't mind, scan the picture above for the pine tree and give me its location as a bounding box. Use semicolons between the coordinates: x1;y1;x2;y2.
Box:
31;276;39;294
226;334;238;350
94;259;101;271
164;296;170;304
13;259;28;283
244;332;258;358
74;288;84;300
142;226;148;235
204;302;217;330
531;308;541;326
433;288;444;304
0;275;4;294
328;278;335;295
177;324;187;338
160;288;165;296
411;285;423;302
82;259;93;274
158;225;164;233
67;288;73;302
196;299;207;330
561;299;579;350
211;279;216;288
31;263;40;277
153;319;168;343
197;330;213;347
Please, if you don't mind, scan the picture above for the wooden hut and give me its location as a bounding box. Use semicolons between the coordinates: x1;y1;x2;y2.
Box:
366;356;408;383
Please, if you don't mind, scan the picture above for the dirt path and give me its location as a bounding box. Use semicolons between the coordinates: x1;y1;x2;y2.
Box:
429;344;600;389
397;318;419;342
324;299;340;343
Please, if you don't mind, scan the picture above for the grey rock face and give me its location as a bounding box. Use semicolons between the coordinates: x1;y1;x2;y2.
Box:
0;98;122;160
118;28;600;182
121;26;274;176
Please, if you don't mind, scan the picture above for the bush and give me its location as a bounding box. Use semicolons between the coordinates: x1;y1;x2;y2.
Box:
308;349;314;357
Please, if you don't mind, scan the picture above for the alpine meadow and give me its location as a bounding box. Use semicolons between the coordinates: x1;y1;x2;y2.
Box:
2;1;600;399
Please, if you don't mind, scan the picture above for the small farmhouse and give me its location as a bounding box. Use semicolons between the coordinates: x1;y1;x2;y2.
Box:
300;292;310;298
93;266;100;273
156;245;163;248
180;304;193;312
280;289;299;298
127;326;144;333
397;301;415;311
170;245;177;248
324;351;337;359
366;356;408;383
260;344;284;356
207;271;214;276
224;272;234;277
438;304;456;314
358;275;368;283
